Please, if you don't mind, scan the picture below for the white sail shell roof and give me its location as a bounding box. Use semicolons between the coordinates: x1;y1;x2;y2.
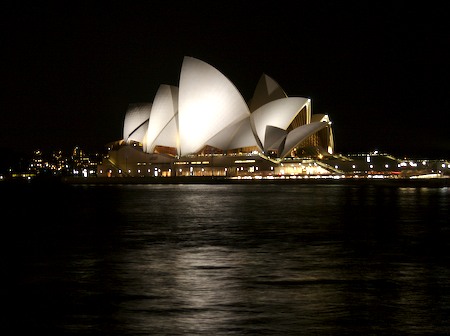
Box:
281;121;328;158
178;56;250;156
264;126;287;152
150;117;179;153
250;97;310;150
128;120;149;144
206;117;258;150
119;56;334;158
123;103;152;141
145;85;179;153
227;118;259;149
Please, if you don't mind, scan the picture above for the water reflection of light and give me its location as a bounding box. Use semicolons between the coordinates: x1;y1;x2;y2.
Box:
173;246;241;333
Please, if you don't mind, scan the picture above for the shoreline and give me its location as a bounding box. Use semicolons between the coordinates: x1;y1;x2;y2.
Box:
60;176;450;187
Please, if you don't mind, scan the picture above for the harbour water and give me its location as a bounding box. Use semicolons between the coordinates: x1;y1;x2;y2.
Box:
1;182;450;335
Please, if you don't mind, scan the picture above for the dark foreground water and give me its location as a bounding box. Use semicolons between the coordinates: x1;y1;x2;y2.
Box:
1;182;450;335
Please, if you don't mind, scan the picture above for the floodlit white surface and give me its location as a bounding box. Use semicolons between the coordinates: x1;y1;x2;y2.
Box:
251;97;309;150
150;117;179;153
227;118;259;149
128;120;149;144
204;118;240;150
145;85;179;152
206;117;258;150
178;56;250;155
281;121;328;158
123;103;152;141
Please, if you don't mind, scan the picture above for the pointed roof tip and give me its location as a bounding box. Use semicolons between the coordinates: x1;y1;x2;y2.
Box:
260;73;286;96
249;73;287;112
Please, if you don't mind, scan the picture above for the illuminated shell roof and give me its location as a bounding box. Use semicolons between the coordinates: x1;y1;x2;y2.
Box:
206;117;258;150
250;97;310;150
121;57;333;157
178;56;251;156
123;103;152;143
145;85;179;153
281;121;328;158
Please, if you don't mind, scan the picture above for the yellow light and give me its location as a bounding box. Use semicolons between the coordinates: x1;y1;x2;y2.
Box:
234;159;256;163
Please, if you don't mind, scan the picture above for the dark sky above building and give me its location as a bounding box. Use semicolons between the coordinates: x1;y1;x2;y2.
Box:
1;1;449;161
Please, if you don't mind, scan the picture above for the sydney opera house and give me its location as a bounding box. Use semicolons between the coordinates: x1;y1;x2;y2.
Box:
97;56;335;178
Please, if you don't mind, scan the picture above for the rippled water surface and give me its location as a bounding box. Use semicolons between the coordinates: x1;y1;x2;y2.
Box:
2;182;450;335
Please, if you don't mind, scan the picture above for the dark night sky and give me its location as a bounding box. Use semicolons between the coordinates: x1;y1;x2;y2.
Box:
1;1;450;163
